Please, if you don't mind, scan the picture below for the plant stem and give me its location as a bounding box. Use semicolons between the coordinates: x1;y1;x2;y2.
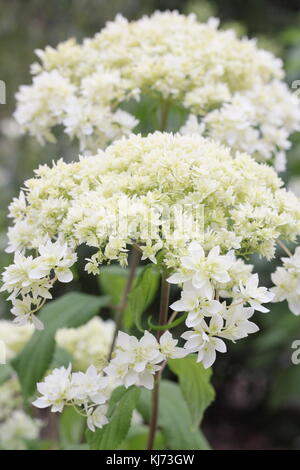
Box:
160;101;170;132
277;239;292;257
107;245;142;361
147;276;170;450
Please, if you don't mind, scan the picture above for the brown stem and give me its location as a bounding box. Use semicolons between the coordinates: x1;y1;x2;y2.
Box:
107;246;142;361
277;239;292;257
147;276;170;450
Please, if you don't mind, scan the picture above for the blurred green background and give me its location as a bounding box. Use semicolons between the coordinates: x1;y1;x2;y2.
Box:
1;0;300;450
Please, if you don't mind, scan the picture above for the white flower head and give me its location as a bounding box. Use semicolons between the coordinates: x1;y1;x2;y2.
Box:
33;364;72;412
234;273;274;312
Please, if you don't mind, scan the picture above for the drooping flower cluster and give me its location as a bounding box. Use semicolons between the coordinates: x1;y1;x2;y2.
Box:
33;330;185;431
271;247;300;315
168;242;274;368
2;132;300;327
1;240;77;328
14;11;300;167
33;364;110;432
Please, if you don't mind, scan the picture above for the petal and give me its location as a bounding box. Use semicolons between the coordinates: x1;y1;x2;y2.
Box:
56;268;73;283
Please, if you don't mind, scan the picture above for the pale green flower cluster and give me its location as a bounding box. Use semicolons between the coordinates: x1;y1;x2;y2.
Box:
2;132;300;326
14;11;299;166
0;409;42;450
0;316;113;370
0;320;34;360
55;317;115;371
0;378;41;450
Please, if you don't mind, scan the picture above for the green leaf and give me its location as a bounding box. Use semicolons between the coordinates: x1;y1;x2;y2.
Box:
138;380;211;450
119;425;165;450
0;363;14;385
86;386;140;450
98;265;130;306
126;264;160;331
59;406;86;448
11;292;110;399
51;347;74;369
169;355;215;428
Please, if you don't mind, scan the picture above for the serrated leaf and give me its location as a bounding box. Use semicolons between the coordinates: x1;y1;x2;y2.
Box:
86;386;140;450
11;292;110;399
169;355;215;428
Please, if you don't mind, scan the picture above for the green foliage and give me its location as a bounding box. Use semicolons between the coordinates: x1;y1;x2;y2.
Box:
98;265;131;307
0;363;14;386
169;355;215;428
59;406;86;449
138;380;211;450
120;425;165;450
11;292;110;399
269;364;300;410
126;264;160;331
51;347;74;369
86;386;140;450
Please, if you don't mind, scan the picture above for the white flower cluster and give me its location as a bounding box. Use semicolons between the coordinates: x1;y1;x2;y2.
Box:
169;242;274;368
0;410;42;450
0;320;34;360
33;330;185;431
1;239;77;329
104;330;185;390
14;11;300;166
55;317;115;371
271;247;300;315
33;364;110;432
180;80;300;171
3;132;300;327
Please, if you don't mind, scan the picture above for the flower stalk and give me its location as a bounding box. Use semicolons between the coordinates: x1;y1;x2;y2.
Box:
107;245;142;361
147;276;170;450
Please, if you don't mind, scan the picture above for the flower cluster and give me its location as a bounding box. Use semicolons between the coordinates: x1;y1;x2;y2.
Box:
1;240;77;329
0;316;114;370
0;377;42;450
168;242;274;368
104;330;185;390
14;11;300;167
0;320;34;360
33;364;110;432
271;247;300;315
33;330;185;431
0;410;42;450
3;132;300;326
180;80;300;171
55;317;115;371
